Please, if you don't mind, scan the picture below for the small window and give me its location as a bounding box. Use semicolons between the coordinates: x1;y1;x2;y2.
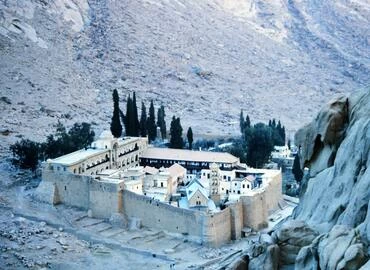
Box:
160;182;163;187
223;175;226;179
242;184;245;188
63;167;66;171
64;186;66;191
237;191;240;194
235;183;237;186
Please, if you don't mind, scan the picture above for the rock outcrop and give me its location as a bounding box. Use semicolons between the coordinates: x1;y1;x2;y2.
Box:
294;90;370;239
244;90;370;269
296;225;368;270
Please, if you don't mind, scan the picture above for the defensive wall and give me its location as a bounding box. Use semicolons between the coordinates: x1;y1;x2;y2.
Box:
37;167;282;246
122;190;236;246
239;172;282;230
38;169;123;219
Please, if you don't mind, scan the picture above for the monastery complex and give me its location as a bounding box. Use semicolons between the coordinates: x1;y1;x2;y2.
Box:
36;131;283;246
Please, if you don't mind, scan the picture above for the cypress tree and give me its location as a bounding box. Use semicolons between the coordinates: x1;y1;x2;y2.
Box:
132;92;140;136
110;89;122;138
292;154;304;182
246;123;273;168
147;100;157;142
157;105;167;139
169;116;183;149
245;115;251;128
240;110;245;134
187;127;193;150
125;95;132;136
139;102;147;137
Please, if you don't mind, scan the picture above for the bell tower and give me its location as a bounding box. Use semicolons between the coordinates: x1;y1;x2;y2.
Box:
209;163;221;205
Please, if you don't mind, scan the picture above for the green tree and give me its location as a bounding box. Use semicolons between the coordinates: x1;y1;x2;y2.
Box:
245;123;274;168
11;122;95;171
292;154;304;182
139;102;147;137
147;100;157;142
240;109;245;134
169;116;183;149
110;89;122;138
132;92;140;136
10;139;40;171
125;95;135;136
157;105;167;139
245;115;251;129
187;127;193;150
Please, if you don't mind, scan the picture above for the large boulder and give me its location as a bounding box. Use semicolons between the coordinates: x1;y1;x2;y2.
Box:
248;242;279;270
272;220;318;265
296;226;368;270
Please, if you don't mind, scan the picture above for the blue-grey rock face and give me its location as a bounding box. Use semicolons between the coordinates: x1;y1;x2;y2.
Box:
295;90;370;239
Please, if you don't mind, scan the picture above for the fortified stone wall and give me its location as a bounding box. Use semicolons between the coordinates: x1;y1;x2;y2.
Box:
240;192;268;230
201;208;232;246
89;180;124;219
239;174;282;230
264;174;283;214
122;190;233;246
228;202;243;240
42;169;90;209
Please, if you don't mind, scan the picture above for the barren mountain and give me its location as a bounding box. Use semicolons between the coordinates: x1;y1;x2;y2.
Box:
1;0;369;151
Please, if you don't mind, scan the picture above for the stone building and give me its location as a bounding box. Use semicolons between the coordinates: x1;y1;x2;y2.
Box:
37;130;283;246
139;147;240;178
44;131;148;175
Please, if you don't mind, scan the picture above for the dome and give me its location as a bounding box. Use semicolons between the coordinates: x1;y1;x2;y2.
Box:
99;130;114;140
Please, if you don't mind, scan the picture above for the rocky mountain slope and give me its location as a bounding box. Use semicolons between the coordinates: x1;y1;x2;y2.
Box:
244;89;370;269
1;0;369;152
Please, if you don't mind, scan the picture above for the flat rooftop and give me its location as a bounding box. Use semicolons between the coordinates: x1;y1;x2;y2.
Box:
48;148;108;166
141;147;239;164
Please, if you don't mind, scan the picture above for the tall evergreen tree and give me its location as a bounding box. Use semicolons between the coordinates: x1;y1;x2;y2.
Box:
245;115;251;128
157;105;167;139
132;92;140;136
124;95;133;136
147;100;157;142
240;110;245;134
110;89;122;138
187;127;193;150
139;102;147;137
246;123;274;168
272;119;276;128
169;116;183;149
292;154;304;182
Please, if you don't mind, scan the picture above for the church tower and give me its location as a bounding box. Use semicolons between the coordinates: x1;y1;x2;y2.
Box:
209;163;221;205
